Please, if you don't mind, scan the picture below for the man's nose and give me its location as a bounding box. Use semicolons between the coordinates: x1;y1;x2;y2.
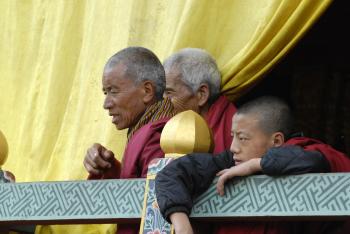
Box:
103;96;113;110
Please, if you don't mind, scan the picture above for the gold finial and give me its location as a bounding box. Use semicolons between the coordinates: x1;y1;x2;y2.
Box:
160;110;214;157
0;130;9;168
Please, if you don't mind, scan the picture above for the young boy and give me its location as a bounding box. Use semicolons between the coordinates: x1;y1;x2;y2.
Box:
155;96;350;234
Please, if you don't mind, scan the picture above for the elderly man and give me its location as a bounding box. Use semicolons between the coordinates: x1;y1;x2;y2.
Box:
163;48;236;154
83;47;174;234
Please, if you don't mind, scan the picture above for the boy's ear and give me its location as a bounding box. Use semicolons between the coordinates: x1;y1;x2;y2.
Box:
196;83;210;107
142;81;155;104
272;132;285;147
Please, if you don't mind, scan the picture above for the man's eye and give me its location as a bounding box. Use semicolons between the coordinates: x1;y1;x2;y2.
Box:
239;137;247;141
109;89;119;94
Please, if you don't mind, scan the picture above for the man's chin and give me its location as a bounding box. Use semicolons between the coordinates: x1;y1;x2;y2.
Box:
114;124;126;130
112;122;125;130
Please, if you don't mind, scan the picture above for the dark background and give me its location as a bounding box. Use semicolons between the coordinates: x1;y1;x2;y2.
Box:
237;1;350;156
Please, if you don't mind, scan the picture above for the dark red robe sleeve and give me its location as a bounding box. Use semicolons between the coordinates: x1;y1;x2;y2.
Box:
286;137;350;172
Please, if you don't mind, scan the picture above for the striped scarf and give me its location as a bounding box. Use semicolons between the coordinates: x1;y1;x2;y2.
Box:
127;98;175;140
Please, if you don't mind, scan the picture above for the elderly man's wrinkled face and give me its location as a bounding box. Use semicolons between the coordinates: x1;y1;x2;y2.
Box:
230;113;275;165
102;63;146;130
164;69;199;114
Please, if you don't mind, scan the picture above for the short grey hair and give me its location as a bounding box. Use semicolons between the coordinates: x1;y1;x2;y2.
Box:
163;48;221;104
104;47;165;100
237;96;294;139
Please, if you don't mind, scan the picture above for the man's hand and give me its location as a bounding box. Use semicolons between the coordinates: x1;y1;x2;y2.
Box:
216;158;262;196
83;143;115;176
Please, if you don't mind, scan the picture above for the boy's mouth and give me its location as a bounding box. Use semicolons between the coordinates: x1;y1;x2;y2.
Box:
233;158;242;165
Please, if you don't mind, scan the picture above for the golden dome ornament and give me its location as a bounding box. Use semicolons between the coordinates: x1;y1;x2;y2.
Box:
0;130;9;168
0;130;15;183
160;110;214;157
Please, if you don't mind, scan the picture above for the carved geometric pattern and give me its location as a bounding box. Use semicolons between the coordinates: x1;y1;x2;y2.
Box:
0;179;145;223
1;173;350;224
192;173;350;218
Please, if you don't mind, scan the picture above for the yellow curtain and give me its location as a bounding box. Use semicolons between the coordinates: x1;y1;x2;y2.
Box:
0;0;331;233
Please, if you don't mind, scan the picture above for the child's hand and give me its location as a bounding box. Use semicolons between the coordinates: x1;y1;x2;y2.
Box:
216;167;238;196
216;158;262;196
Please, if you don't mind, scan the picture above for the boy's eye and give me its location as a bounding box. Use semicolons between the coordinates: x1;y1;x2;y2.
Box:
239;137;247;141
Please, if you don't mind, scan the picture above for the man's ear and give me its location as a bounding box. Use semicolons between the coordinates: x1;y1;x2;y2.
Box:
272;132;285;147
142;81;156;104
196;83;210;107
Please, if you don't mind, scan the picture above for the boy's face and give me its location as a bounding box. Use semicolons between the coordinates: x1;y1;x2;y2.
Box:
230;113;275;165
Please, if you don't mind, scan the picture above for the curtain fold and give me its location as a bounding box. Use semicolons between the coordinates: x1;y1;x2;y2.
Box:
0;0;332;233
219;0;332;100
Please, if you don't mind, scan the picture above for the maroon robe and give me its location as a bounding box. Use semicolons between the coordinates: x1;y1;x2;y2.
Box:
120;118;169;179
205;95;236;154
89;118;170;234
214;137;350;234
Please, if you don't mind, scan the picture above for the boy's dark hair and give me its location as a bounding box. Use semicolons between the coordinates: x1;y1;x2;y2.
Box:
236;96;294;139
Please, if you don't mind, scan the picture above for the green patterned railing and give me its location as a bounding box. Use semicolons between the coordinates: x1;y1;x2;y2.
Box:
1;173;350;225
193;173;350;218
0;179;145;224
139;158;350;234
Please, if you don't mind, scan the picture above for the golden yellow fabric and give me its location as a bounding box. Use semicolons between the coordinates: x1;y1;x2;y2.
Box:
0;0;331;233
